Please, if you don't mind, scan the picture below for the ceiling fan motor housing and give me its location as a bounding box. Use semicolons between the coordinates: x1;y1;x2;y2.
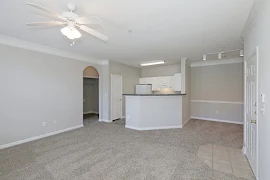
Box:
62;11;79;19
67;3;76;12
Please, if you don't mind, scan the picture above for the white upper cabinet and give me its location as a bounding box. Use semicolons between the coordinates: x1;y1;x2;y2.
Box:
173;73;181;91
139;78;146;84
160;76;173;89
139;76;176;91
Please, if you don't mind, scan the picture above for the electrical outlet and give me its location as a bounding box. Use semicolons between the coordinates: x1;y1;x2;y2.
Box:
54;120;57;124
216;111;219;114
127;115;130;119
42;122;47;126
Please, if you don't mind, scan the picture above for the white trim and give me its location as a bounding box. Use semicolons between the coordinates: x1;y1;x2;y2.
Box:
125;125;182;131
0;35;107;65
183;117;191;127
242;146;247;155
191;58;243;67
0;125;83;150
99;119;112;123
83;111;99;115
191;100;244;105
83;76;99;79
191;116;243;125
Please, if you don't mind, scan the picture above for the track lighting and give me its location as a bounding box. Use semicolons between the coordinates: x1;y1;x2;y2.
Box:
203;49;243;61
218;53;222;60
240;50;244;57
203;54;206;61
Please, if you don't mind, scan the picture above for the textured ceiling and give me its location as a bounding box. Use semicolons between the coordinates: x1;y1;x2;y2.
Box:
0;0;253;66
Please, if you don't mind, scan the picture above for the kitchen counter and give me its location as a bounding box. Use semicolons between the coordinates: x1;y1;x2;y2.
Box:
123;94;186;96
124;95;184;130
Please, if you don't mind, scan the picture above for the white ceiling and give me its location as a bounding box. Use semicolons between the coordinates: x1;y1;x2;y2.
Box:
1;0;253;66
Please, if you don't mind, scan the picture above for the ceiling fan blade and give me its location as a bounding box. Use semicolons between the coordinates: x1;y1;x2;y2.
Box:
26;2;66;21
26;21;66;27
79;25;108;41
75;16;103;25
75;17;91;24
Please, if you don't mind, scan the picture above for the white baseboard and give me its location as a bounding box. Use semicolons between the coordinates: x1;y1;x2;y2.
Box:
0;124;84;150
183;116;191;127
125;125;182;131
83;111;99;115
242;146;247;154
191;116;243;124
99;119;112;123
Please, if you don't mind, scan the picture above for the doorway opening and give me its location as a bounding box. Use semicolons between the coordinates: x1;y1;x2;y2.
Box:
83;66;99;126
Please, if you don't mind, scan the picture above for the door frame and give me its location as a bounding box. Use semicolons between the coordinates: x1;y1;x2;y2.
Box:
244;47;259;178
110;74;123;121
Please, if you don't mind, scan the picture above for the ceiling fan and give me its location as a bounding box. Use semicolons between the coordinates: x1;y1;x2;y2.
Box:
26;2;108;42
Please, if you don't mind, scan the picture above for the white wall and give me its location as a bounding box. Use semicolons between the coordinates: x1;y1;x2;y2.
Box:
83;78;99;114
244;0;270;179
141;64;181;77
0;44;107;147
190;62;244;124
109;61;141;117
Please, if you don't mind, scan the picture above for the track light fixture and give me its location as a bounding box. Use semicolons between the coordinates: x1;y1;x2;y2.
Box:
202;49;244;61
203;54;206;61
240;50;244;57
218;53;222;60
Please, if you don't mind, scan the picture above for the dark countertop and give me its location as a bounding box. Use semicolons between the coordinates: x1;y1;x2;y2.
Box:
123;94;186;96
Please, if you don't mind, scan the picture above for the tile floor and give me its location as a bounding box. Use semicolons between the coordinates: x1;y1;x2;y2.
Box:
197;143;255;180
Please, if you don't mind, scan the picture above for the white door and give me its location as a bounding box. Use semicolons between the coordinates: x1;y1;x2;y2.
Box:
245;52;258;176
111;74;122;120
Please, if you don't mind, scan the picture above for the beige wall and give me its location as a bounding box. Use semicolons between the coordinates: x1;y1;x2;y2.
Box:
0;44;108;147
83;66;99;78
191;63;244;102
109;61;141;117
141;64;181;77
182;60;191;125
191;62;244;123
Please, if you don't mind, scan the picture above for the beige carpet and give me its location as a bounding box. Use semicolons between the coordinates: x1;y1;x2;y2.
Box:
0;119;252;180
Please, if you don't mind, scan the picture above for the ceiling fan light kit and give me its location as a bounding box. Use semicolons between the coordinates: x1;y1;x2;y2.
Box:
61;22;81;40
26;2;108;42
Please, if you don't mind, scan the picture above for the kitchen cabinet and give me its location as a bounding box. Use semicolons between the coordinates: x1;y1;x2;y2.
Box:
139;76;175;91
173;73;181;91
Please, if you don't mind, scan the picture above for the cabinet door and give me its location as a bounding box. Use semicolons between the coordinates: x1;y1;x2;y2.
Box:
139;78;146;84
173;73;181;91
152;77;161;91
158;76;172;88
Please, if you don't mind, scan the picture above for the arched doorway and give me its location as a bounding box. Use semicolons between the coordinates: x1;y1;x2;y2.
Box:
83;66;99;126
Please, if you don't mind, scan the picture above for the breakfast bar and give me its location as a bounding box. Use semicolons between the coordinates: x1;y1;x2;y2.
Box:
123;94;186;130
